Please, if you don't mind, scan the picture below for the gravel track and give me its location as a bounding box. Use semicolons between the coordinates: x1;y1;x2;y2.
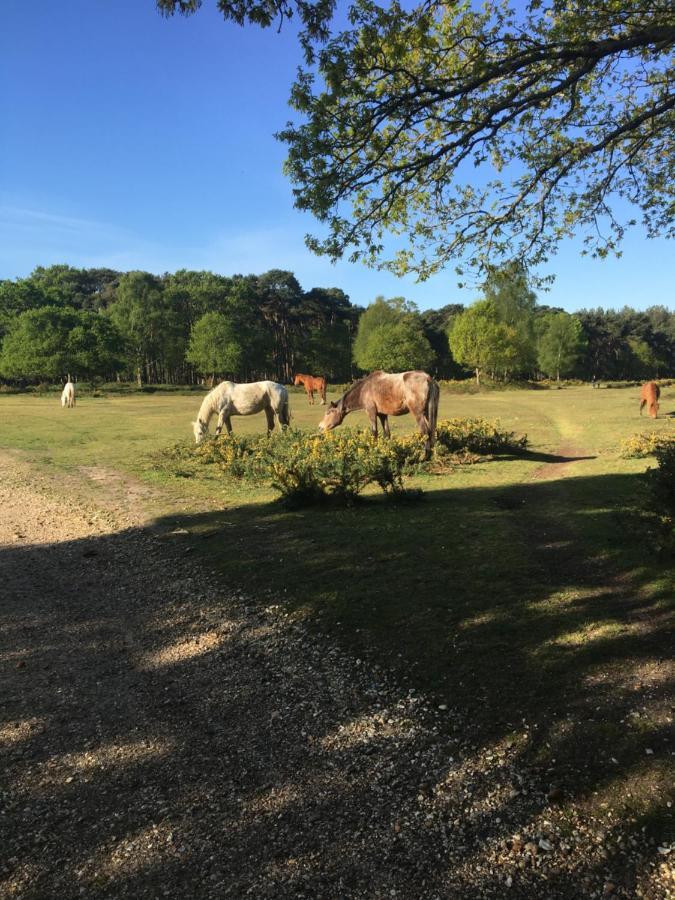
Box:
0;452;671;899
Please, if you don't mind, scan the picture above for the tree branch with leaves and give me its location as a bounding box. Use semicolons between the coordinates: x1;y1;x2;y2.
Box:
275;0;674;281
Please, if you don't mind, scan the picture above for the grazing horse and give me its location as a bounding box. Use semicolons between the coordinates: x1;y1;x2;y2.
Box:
639;381;660;419
293;373;327;405
318;370;439;452
192;380;290;443
61;381;76;408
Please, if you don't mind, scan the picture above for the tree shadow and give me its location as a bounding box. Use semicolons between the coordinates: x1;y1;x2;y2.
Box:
500;449;597;464
1;471;672;898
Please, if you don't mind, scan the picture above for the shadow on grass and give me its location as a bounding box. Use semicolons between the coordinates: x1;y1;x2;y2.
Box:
500;449;597;464
1;471;672;898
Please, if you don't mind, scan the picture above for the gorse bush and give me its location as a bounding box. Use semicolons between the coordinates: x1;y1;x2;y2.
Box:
195;429;421;504
620;432;675;459
159;418;527;506
435;418;527;455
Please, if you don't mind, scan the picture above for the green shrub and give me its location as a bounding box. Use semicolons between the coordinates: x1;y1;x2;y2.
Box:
435;418;527;455
158;417;527;506
647;442;675;519
196;429;417;504
620;432;675;459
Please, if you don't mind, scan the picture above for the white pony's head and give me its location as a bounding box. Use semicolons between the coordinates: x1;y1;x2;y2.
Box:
192;418;208;444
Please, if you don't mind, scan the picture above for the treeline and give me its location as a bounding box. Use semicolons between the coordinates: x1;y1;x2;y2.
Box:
0;264;673;385
0;266;363;385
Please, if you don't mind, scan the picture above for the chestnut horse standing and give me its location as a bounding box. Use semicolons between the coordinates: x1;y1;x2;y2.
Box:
318;370;439;452
294;373;327;405
640;381;660;419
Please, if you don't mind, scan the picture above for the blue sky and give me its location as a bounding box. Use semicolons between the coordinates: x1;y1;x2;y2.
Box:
1;0;672;312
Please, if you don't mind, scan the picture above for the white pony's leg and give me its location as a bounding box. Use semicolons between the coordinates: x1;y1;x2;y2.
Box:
215;408;232;435
264;406;275;434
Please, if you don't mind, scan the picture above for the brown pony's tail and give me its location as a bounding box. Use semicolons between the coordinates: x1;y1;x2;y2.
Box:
426;378;440;447
321;376;327;404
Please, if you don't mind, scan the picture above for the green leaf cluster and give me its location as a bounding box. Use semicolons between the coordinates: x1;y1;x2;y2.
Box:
353;296;434;371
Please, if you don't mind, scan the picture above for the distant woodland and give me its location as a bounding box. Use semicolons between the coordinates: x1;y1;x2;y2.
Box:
1;265;673;385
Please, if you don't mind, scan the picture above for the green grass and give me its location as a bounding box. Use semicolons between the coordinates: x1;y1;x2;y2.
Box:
1;385;673;835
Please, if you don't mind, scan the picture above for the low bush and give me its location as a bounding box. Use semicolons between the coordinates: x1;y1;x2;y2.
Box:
619;432;675;459
647;442;675;519
196;429;420;504
435;418;527;455
158;418;527;506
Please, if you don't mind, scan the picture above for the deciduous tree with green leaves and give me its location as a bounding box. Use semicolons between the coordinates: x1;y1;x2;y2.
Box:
275;1;674;280
448;300;523;386
536;311;586;380
186;311;244;382
0;307;123;381
353;296;433;372
108;271;174;385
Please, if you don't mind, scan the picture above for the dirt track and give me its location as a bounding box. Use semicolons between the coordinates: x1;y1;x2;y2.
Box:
0;452;671;899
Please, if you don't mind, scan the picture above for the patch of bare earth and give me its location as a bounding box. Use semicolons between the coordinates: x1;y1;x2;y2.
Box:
0;452;672;899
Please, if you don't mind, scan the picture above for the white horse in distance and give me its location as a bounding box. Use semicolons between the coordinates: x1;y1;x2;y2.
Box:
61;381;76;408
192;380;290;443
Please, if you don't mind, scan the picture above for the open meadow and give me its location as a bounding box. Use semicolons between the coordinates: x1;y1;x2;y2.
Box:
1;384;673;897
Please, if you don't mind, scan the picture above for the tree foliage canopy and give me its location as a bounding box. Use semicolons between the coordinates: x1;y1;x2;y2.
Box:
156;0;337;59
277;0;674;280
449;300;519;384
536;311;586;380
353;296;433;372
0;307;123;380
2;264;674;384
186;311;244;377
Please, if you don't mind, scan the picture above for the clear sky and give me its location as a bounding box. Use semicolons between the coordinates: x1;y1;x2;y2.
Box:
1;0;672;312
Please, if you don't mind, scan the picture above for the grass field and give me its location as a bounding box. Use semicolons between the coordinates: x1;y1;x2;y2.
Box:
1;385;673;842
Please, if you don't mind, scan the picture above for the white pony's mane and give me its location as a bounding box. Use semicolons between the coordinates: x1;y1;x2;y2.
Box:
196;381;234;425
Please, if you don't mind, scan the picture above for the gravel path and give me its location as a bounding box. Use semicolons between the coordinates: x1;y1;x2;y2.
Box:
0;452;671;899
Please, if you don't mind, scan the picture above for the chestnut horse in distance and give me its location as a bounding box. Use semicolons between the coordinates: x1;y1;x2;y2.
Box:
318;370;439;453
639;381;660;419
294;373;327;405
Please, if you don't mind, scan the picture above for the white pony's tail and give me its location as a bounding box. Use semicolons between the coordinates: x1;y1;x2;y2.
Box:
281;395;291;428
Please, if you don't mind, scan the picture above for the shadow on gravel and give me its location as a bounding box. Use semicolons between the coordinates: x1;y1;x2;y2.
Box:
1;472;672;899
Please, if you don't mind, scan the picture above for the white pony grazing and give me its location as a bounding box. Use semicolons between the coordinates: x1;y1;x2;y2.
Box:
192;380;290;444
61;381;76;408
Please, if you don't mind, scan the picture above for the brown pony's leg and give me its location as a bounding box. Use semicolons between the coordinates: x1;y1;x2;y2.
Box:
640;399;646;416
365;405;378;438
413;408;432;454
308;387;314;405
378;413;390;438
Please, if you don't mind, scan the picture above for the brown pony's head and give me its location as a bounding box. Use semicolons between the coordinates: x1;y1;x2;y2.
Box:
318;400;345;432
293;374;304;386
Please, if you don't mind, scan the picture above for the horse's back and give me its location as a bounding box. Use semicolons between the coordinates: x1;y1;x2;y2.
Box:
230;380;287;414
365;370;433;414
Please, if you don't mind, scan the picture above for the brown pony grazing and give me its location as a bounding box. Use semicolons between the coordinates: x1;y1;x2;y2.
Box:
294;373;327;405
318;370;439;452
639;381;660;419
